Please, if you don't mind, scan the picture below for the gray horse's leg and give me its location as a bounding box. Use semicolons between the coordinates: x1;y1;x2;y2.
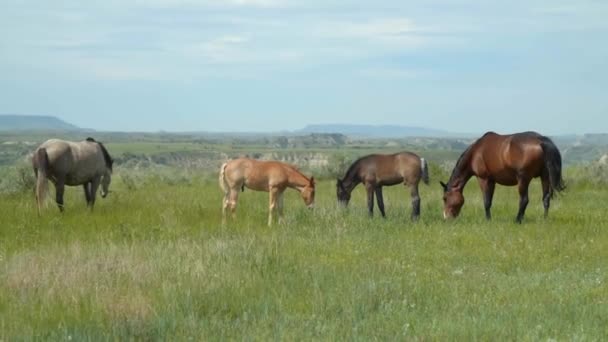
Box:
89;176;101;210
55;178;65;212
83;182;92;207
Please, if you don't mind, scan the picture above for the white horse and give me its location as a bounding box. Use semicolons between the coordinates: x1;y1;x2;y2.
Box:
32;138;113;213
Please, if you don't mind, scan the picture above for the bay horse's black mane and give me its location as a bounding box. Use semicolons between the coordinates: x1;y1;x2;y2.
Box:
86;137;114;171
447;145;474;189
447;131;549;190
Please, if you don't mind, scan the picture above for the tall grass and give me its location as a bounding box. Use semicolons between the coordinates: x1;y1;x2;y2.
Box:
1;167;607;340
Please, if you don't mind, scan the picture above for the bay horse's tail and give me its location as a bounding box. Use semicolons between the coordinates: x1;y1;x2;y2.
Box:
420;157;430;185
540;136;565;197
33;148;50;215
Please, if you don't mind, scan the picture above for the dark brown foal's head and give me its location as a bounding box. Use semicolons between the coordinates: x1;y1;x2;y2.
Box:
441;181;464;219
336;179;351;206
301;177;316;209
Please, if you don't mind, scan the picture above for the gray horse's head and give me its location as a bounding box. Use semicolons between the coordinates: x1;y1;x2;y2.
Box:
101;170;112;198
98;142;114;198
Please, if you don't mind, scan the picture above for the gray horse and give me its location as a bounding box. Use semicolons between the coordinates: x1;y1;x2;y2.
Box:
32;137;114;213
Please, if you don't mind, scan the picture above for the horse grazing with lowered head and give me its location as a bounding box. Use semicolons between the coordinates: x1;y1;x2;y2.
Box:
219;158;315;226
441;131;565;223
32;138;114;214
336;152;429;220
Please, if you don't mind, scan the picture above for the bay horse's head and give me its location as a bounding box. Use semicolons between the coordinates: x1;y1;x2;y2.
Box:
441;181;464;219
336;179;350;206
301;177;316;209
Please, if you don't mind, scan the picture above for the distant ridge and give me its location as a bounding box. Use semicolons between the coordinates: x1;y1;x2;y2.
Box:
297;124;450;138
0;114;81;131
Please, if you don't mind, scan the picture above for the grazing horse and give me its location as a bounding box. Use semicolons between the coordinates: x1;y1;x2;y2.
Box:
32;138;114;214
336;152;429;219
440;131;565;223
219;158;315;226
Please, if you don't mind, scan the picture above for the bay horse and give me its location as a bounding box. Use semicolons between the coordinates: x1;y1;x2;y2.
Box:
336;152;429;219
440;131;565;223
219;158;315;226
32;138;114;214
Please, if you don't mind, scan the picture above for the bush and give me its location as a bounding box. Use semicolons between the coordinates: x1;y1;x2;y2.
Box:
0;163;36;195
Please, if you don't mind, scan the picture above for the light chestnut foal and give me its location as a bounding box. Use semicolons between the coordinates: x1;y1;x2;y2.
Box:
219;158;315;226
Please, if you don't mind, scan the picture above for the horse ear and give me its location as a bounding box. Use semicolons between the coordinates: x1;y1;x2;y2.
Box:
439;181;447;191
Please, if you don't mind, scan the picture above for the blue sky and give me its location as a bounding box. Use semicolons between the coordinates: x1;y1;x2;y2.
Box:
1;0;607;133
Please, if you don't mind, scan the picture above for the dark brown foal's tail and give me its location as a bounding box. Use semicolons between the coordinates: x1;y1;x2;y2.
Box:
420;157;430;185
540;136;565;197
33;148;50;215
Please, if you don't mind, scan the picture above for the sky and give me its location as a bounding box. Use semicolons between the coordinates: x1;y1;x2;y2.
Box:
1;0;607;134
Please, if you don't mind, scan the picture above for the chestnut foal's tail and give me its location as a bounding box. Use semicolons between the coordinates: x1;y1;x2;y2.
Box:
33;148;50;215
540;136;566;197
219;162;229;194
420;157;430;185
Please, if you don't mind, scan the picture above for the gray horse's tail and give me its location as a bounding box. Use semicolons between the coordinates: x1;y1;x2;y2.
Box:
420;157;429;185
34;148;50;215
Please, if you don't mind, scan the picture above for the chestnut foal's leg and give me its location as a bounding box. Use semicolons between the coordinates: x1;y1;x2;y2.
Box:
277;192;285;224
268;187;281;226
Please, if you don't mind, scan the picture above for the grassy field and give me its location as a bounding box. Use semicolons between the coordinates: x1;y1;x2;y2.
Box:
1;168;607;340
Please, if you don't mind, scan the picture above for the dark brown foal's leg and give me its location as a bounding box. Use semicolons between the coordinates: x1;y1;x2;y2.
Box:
365;182;375;217
410;184;421;221
478;178;496;220
375;187;386;218
516;177;531;223
541;174;552;219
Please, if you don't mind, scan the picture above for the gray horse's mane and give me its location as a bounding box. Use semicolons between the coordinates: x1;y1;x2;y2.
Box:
87;137;113;171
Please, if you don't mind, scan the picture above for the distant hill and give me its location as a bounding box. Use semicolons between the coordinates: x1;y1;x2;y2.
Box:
297;124;450;138
0;115;81;131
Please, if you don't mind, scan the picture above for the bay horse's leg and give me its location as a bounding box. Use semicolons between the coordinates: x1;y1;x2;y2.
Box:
55;177;65;212
516;178;531;223
410;184;421;221
478;178;496;220
365;182;375;217
268;187;280;226
541;175;551;219
375;187;386;218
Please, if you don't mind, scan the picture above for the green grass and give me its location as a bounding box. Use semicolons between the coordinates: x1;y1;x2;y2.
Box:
1;171;607;340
